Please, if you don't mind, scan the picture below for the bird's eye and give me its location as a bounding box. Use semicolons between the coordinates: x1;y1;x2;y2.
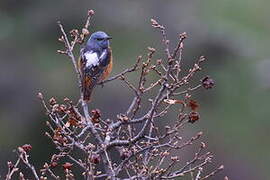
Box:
96;38;103;41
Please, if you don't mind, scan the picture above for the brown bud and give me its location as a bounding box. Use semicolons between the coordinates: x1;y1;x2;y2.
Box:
171;156;179;161
200;142;206;148
150;65;156;70
119;114;129;122
120;148;131;160
201;76;214;89
70;29;79;36
180;42;184;49
147;47;156;52
52;104;60;113
49;97;57;105
188;111;200;123
142;62;148;67
50;162;58;168
67;117;78;127
91;109;101;123
118;75;125;80
218;165;225;170
179;32;187;39
82;28;89;36
62;162;73;170
21;144;32;152
43;163;49;169
161;151;170;156
59;105;67;112
19;172;25;179
7;161;14;169
37;92;43;100
156;59;162;65
40;176;47;180
63;97;71;103
199;56;206;62
164;99;184;105
165;126;170;130
58;36;64;42
194;63;201;71
197;131;203;136
88;9;95;16
57;50;66;54
90;154;101;164
150;18;158;26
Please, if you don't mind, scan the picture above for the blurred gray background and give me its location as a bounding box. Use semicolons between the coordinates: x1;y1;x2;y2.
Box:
0;0;269;179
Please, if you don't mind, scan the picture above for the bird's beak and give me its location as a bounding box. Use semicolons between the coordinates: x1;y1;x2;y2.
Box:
106;36;112;40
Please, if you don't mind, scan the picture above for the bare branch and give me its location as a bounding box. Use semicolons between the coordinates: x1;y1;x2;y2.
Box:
5;10;221;180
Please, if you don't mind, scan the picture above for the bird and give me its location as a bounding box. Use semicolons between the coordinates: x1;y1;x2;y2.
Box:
78;31;113;102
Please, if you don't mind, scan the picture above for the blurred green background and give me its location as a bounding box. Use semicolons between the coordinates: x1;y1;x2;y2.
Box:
0;0;269;179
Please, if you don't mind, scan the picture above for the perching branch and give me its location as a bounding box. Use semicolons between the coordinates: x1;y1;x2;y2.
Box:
4;10;223;180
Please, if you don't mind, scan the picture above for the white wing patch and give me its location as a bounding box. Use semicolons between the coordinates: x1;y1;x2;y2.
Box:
84;51;99;67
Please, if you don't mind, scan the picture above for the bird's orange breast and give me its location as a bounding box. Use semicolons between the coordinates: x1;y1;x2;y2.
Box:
100;48;113;81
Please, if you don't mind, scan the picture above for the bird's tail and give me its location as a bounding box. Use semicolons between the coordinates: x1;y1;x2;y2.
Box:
82;76;94;102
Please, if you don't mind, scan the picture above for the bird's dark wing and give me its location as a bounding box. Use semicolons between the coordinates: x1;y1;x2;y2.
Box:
98;49;110;67
82;49;109;77
79;48;110;101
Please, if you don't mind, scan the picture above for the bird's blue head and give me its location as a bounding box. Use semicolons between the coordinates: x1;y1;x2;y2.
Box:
87;31;111;51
